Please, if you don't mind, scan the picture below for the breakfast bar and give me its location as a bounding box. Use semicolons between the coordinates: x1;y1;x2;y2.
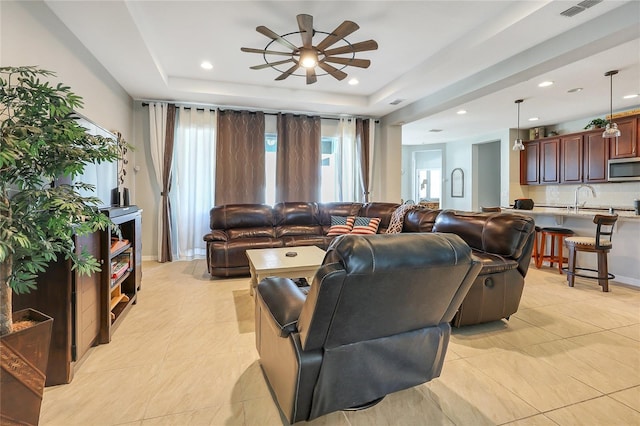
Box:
503;206;640;287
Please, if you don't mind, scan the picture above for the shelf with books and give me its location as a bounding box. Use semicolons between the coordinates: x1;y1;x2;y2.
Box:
99;208;142;343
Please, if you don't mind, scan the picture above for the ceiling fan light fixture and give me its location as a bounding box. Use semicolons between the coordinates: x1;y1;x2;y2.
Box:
242;14;378;84
513;99;525;151
300;49;318;68
602;70;621;139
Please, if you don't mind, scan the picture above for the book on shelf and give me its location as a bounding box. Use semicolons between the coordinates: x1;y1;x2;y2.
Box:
111;260;130;280
110;237;130;253
110;250;132;286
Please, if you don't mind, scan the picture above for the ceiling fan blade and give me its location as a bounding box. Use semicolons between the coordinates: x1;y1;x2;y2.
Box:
317;61;348;81
316;20;359;51
323;40;378;56
275;63;300;81
323;57;371;68
256;25;298;51
241;47;294;56
306;67;317;85
250;59;294;70
297;14;314;48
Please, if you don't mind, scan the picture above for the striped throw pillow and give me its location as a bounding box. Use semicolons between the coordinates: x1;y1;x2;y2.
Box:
327;216;355;236
350;217;381;235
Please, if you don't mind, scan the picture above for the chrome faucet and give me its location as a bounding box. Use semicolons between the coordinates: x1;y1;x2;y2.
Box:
574;184;596;212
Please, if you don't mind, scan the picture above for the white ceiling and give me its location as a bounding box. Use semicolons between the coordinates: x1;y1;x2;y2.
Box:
44;0;640;144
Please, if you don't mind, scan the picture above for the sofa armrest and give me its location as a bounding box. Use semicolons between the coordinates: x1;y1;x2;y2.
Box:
256;277;307;337
203;230;228;242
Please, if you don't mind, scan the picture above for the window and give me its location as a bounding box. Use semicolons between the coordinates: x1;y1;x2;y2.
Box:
264;133;340;205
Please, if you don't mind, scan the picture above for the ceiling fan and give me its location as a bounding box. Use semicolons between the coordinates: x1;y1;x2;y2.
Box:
241;14;378;85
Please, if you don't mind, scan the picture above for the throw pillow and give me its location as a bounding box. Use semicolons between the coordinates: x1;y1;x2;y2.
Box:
350;216;381;235
327;215;355;236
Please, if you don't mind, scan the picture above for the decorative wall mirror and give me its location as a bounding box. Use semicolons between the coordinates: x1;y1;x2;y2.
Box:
451;168;464;198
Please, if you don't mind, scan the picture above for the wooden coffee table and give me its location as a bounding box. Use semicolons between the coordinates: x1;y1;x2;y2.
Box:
246;246;326;295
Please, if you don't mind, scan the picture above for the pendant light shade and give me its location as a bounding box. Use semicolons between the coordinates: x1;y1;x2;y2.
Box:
602;70;621;139
512;99;525;151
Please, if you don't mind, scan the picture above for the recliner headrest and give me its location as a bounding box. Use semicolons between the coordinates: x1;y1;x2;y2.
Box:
324;233;472;275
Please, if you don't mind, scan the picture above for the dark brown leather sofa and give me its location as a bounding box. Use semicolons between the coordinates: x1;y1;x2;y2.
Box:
203;202;535;326
255;233;482;423
204;202;405;277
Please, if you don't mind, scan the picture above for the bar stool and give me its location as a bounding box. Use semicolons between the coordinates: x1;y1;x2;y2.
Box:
532;225;541;265
564;214;618;292
536;227;574;274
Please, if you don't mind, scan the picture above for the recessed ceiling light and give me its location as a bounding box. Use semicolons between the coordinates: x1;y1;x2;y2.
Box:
567;87;583;93
429;129;443;133
538;81;554;87
528;117;540;121
457;109;467;115
348;78;359;85
200;61;213;70
623;94;639;99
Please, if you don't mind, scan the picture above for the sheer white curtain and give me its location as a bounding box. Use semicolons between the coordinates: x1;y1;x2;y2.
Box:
172;107;217;259
148;102;169;259
335;118;363;202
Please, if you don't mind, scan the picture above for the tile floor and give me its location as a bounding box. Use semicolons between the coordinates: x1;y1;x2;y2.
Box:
39;260;640;426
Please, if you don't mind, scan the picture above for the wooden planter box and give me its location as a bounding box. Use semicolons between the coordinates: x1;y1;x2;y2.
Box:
1;308;53;426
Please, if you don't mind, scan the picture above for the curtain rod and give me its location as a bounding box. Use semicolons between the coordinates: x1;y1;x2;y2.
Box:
140;102;379;123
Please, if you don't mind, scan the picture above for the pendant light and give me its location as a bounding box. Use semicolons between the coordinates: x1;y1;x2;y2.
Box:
512;99;525;151
602;70;621;138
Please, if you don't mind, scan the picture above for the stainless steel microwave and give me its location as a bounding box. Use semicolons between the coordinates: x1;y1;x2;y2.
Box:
608;157;640;182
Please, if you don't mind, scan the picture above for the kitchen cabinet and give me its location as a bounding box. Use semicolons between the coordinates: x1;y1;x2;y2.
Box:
561;135;583;183
540;138;560;184
583;130;609;182
520;138;560;185
520;141;539;185
520;113;638;186
608;116;638;159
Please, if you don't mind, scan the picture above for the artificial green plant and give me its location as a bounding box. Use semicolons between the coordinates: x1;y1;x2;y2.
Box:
0;66;120;335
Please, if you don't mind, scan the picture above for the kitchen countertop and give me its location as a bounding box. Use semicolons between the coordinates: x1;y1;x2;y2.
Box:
503;206;640;220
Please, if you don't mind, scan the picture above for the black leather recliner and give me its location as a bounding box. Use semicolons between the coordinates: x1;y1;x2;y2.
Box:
254;233;482;423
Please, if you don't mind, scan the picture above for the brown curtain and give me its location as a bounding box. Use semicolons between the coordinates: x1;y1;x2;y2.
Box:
276;114;321;202
160;104;176;262
356;118;371;202
215;110;265;205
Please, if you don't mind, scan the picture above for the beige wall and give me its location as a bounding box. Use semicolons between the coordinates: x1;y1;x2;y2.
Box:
2;0;136;248
1;1;133;142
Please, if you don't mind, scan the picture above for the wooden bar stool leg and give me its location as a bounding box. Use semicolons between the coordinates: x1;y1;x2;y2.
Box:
537;233;545;269
567;245;576;287
598;250;609;292
549;235;556;268
532;231;539;265
557;237;564;274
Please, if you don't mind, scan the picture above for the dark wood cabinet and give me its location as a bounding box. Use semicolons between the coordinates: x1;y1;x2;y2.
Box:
520;113;639;186
520;141;539;185
609;116;638;159
13;232;102;386
520;138;560;185
13;208;142;384
583;131;609;182
540;138;560;184
561;135;583;183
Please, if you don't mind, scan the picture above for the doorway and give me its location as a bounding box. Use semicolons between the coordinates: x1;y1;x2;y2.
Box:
473;141;501;209
412;150;442;206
